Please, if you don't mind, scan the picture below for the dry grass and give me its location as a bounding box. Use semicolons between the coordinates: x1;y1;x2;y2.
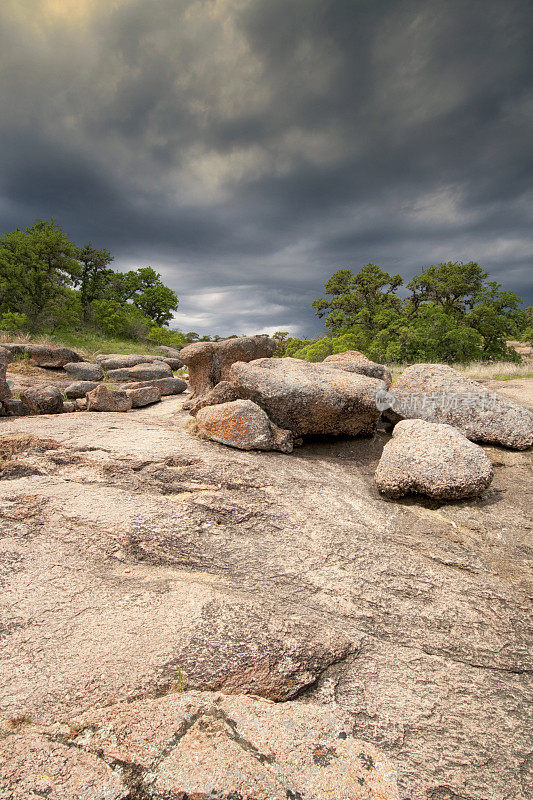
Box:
388;361;533;382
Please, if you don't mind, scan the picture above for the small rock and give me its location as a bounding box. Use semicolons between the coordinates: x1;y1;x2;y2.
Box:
188;380;238;415
324;350;392;388
61;401;76;413
375;419;494;499
122;377;188;396
159;356;183;370
156;345;183;357
385;364;533;450
64;381;100;399
1;398;31;416
126;386;162;407
180;335;277;398
196;399;294;452
86;385;132;412
0;361;12;401
107;362;173;382
19;386;64;414
73;398;87;411
63;361;104;381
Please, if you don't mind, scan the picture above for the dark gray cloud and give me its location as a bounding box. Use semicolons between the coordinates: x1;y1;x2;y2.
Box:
0;0;532;336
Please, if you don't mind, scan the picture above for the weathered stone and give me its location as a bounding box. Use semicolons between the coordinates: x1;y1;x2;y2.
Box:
228;357;382;436
375;419;494;499
189;380;238;415
1;398;30;416
0;693;399;800
385;363;533;449
156;345;183;358
324;349;392;388
126;386;162;407
196;399;294;453
1;387;531;800
2;343;82;368
0;345;10;364
96;353;161;370
0;361;12;401
107;361;173;382
180;335;277;398
73;398;87;411
19;385;63;414
64;380;100;399
86;385;132;412
61;401;76;413
160;356;183;370
123;376;188;395
63;361;104;381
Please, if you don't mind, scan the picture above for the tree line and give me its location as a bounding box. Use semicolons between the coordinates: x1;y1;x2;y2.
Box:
0;220;191;345
279;262;531;363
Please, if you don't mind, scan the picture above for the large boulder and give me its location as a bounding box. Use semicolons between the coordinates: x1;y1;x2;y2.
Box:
106;361;173;382
228;357;382;437
0;692;399;800
123;376;188;396
324;350;392;388
19;386;64;414
375;419;494;499
180;335;277;398
384;364;533;450
196;399;294;453
2;343;82;368
64;380;100;399
86;385;132;412
0;345;10;364
189;380;238;415
63;361;104;381
126;386;162;408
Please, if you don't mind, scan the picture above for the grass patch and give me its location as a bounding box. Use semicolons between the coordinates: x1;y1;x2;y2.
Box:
1;330;165;361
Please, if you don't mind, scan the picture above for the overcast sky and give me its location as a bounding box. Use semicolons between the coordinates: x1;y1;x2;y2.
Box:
1;0;532;336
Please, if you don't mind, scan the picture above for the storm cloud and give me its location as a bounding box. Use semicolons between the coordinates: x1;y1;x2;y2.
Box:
1;0;532;335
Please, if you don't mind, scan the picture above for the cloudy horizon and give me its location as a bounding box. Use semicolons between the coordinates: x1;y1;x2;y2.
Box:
1;0;532;337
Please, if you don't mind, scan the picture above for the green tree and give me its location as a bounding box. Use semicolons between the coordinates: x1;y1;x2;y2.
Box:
106;267;179;326
308;261;524;364
312;263;403;334
0;220;79;329
76;243;114;320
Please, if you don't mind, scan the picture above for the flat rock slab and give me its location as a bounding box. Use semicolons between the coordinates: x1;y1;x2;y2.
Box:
375;419;494;499
0;393;531;800
180;335;277;398
228;356;382;436
0;692;399;800
324;350;392;387
385;363;533;449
